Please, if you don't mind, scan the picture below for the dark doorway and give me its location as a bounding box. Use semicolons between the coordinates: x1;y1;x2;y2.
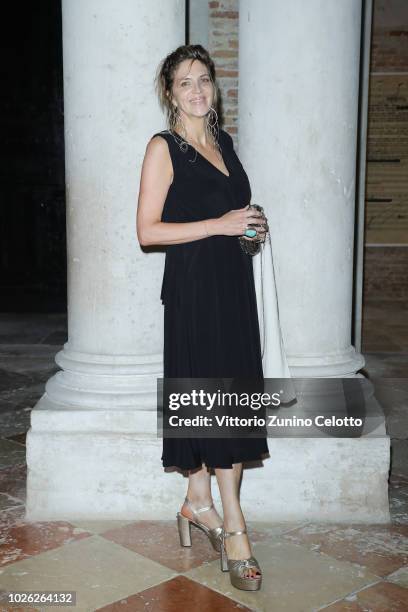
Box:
0;1;66;313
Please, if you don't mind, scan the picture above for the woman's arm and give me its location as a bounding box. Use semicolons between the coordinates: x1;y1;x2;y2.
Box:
136;136;264;247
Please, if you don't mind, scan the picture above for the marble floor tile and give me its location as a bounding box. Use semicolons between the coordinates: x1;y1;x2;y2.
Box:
0;364;55;394
0;506;26;530
390;472;408;486
389;481;408;525
70;519;140;535
372;381;408;438
0;310;406;611
0;493;24;512
320;580;408;611
0;408;31;438
0;604;39;612
185;538;378;612
96;575;253;611
0;343;62;372
0;440;26;469
100;519;221;573
0;344;61;430
0;313;66;345
0;535;176;612
101;520;266;574
391;440;408;479
5;433;26;446
282;523;408;577
245;521;309;537
0;370;32;393
0;519;91;567
387;565;408;589
0;386;53;413
0;464;27;501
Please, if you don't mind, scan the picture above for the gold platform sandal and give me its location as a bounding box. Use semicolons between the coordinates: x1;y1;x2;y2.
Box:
220;527;262;591
176;496;223;552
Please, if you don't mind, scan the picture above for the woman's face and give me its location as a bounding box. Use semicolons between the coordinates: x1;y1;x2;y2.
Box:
170;59;214;119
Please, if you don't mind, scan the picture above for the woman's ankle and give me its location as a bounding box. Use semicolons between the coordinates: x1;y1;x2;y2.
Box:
185;494;213;508
223;514;247;532
224;530;253;559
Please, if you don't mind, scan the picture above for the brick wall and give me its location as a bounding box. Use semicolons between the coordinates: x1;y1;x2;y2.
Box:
365;0;408;300
364;246;408;300
208;0;239;147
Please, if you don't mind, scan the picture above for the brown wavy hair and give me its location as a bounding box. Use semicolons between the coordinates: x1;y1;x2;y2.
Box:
155;44;222;130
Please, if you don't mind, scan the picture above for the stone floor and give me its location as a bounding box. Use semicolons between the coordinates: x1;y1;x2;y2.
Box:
0;300;407;611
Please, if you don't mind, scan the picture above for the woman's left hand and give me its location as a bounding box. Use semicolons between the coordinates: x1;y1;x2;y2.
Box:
242;211;269;242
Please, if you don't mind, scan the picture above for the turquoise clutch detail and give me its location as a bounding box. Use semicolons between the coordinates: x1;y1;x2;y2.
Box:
239;204;268;256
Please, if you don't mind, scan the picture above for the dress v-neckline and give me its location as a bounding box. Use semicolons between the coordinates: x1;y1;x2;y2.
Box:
170;130;231;178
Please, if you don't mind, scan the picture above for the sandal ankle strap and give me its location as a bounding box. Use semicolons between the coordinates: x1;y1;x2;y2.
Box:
223;528;247;537
184;496;214;516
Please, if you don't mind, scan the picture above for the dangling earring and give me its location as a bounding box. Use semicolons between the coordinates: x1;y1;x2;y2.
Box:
169;104;177;131
206;106;220;151
170;104;181;133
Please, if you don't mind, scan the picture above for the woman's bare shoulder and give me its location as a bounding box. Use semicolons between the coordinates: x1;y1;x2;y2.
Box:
147;132;170;150
144;133;172;162
142;133;173;182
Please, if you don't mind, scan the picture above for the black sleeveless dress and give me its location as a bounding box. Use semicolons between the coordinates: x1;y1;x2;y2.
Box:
153;128;269;470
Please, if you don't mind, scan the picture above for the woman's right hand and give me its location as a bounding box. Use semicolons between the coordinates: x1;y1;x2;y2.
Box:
215;205;265;237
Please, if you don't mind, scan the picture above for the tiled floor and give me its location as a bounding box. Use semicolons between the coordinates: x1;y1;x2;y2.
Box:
0;301;407;611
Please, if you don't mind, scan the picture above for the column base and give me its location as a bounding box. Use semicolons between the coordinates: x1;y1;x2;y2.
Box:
26;393;390;523
288;345;366;377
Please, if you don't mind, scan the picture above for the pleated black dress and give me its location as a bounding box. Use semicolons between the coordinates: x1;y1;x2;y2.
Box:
153;128;269;470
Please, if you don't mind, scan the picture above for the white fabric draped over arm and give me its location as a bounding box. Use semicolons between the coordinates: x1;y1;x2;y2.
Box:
253;235;297;403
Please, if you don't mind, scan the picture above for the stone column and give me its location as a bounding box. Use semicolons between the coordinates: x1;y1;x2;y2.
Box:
239;0;365;377
26;0;185;519
235;0;390;521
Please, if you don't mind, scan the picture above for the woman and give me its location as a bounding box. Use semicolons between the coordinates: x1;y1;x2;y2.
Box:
137;45;268;592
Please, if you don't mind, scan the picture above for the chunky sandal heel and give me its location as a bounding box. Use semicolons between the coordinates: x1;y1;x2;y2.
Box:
220;538;229;571
176;496;223;552
176;512;192;547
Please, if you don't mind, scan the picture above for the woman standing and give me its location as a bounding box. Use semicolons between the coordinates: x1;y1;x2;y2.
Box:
137;45;268;591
